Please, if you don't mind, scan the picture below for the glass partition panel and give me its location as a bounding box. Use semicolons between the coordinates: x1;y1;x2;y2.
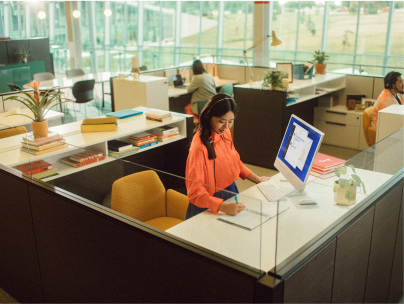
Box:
273;127;404;276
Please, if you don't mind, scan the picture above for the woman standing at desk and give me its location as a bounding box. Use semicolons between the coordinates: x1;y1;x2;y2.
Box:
185;94;270;219
184;60;217;119
371;71;403;129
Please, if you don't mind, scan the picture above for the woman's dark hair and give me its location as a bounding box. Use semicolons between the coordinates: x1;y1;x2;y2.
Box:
195;93;237;159
192;59;206;75
384;71;402;89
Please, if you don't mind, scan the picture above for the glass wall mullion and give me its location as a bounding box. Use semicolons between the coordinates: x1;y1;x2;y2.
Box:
174;1;181;66
382;1;395;76
87;1;98;74
137;1;144;64
198;1;202;56
104;1;111;72
352;1;362;74
294;2;301;62
3;2;10;37
243;1;248;51
158;1;163;68
321;1;330;52
17;3;22;38
123;2;128;71
216;1;224;64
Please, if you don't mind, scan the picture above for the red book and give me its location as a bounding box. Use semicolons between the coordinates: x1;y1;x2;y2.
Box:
129;137;157;146
60;155;106;168
129;132;156;141
13;160;53;175
312;153;345;170
69;150;103;163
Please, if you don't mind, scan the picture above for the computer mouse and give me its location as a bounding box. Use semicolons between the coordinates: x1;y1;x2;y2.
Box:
298;199;317;205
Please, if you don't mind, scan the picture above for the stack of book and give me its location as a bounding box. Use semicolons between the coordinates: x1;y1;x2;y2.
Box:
13;160;59;179
145;110;172;122
152;126;180;142
81;117;117;132
21;132;67;156
106;109;144;121
310;152;345;179
107;139;139;158
128;132;158;149
60;150;105;168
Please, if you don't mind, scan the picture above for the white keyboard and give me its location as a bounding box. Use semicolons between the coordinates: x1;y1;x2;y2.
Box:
258;182;286;202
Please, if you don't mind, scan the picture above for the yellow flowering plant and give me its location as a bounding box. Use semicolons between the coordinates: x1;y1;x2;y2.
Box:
4;80;69;122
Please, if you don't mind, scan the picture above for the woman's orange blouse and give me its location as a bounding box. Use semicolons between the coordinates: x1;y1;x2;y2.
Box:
371;89;403;129
185;129;251;213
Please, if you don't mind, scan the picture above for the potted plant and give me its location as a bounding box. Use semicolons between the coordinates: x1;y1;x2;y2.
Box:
261;70;288;91
14;46;31;63
333;164;366;206
4;80;69;138
313;50;329;74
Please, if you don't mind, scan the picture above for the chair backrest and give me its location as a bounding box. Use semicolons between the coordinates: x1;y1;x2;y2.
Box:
66;69;85;77
0;126;27;139
111;170;167;222
33;72;54;81
363;106;376;146
219;83;233;96
7;83;22;91
72;79;95;103
197;99;209;114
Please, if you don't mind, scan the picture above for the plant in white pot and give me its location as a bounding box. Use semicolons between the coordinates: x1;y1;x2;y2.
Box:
261;70;288;91
333;164;366;206
4;80;69;138
313;50;329;74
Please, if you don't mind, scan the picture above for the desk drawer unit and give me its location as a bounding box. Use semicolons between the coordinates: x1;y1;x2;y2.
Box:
314;108;361;149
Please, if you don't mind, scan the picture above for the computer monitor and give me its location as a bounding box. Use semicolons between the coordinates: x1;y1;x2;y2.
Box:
274;114;324;194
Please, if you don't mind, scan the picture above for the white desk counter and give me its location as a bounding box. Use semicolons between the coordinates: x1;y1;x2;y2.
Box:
167;169;392;272
0;108;63;130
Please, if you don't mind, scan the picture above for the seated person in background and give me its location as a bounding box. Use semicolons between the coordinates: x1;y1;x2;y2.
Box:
185;94;270;219
184;59;217;118
371;71;403;129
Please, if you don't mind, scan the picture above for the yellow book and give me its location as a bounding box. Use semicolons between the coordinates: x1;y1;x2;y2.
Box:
82;117;117;125
21;144;68;155
81;124;117;133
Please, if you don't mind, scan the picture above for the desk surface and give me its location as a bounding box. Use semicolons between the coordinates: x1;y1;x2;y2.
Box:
23;72;123;90
0;108;63;130
168;78;238;98
167;169;392;272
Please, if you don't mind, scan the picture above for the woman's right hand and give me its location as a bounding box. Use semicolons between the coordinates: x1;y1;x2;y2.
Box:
218;202;245;216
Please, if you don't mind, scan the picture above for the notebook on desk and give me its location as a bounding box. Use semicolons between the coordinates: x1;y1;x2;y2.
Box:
218;196;289;231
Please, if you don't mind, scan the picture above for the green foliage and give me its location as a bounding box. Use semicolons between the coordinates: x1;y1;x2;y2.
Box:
261;70;288;91
333;164;366;199
313;50;329;64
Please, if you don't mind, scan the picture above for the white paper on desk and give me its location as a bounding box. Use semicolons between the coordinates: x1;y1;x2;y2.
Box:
218;198;289;231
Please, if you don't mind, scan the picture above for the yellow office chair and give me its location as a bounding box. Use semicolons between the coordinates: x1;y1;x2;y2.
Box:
0;126;27;139
363;106;376;146
111;170;189;231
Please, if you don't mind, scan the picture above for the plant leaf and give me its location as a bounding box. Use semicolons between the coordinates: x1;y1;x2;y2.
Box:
361;181;366;194
333;183;340;192
338;165;346;175
347;164;356;174
339;178;350;188
335;171;340;177
345;189;351;199
352;174;361;183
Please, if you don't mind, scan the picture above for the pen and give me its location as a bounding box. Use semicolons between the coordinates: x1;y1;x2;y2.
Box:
235;195;238;204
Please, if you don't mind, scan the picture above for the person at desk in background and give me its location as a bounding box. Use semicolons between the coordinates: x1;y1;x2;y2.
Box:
185;94;271;219
184;59;217;118
371;71;403;129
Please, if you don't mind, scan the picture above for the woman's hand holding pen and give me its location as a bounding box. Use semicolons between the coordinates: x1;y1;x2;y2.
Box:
218;201;245;216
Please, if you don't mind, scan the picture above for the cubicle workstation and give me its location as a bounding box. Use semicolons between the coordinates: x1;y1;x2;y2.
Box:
0;113;402;303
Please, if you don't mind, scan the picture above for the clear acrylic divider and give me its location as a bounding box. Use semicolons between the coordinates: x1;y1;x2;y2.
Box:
273;127;404;276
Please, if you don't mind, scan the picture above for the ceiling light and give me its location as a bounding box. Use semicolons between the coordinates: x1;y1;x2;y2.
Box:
104;9;112;17
73;10;80;18
38;11;46;19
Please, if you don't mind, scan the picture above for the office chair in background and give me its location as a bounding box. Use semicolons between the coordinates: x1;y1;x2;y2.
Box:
7;83;22;92
218;83;233;96
363;106;376;146
33;72;55;81
66;69;85;78
71;79;97;121
0;126;27;139
111;170;188;231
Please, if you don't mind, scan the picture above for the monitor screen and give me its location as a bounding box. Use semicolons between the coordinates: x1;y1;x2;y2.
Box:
274;115;324;191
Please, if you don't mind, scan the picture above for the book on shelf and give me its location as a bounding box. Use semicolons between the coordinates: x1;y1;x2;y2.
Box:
146;116;172;123
129;132;156;141
130;137;157;146
217;196;289;231
309;170;336;179
312;152;345;170
69;150;103;163
138;140;158;149
20;144;67;155
287;93;299;100
22;139;66;151
157;133;180;142
145;110;172;119
152;126;179;136
106;109;144;119
107;139;133;152
81;117;117;125
60;155;106;168
22;132;63;146
108;146;139;158
13;160;53;175
81;124;117;133
23;168;59;180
